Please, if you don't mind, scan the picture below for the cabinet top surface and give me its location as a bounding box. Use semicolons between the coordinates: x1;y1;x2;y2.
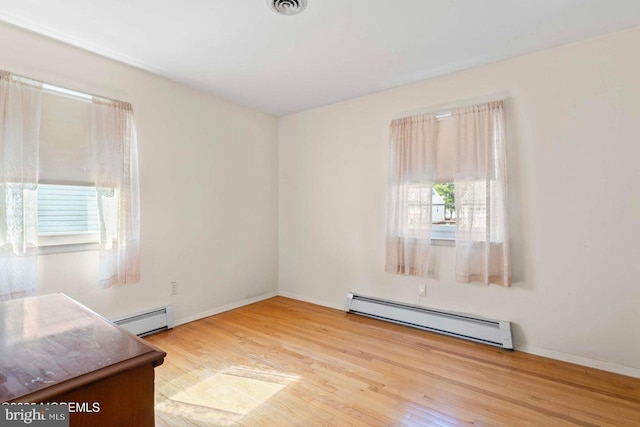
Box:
0;293;164;402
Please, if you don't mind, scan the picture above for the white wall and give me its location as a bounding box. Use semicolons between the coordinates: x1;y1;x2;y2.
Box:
0;22;279;322
279;26;640;375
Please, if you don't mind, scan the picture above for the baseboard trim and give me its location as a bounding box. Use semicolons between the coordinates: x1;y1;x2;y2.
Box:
175;291;278;327
278;290;344;311
518;345;640;379
278;292;640;379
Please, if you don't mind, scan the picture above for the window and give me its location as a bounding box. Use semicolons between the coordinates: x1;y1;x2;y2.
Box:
406;183;431;233
386;100;510;285
432;182;455;240
37;184;99;246
407;182;456;241
1;70;140;291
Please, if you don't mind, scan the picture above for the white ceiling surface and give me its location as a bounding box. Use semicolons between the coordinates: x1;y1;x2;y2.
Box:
1;1;640;116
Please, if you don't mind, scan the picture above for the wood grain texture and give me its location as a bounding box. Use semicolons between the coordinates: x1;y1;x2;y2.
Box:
0;293;166;426
0;293;165;402
51;363;157;427
146;297;640;426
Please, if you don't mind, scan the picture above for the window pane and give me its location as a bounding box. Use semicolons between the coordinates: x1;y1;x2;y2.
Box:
432;182;456;226
407;184;431;232
406;182;456;240
38;184;99;234
408;205;429;230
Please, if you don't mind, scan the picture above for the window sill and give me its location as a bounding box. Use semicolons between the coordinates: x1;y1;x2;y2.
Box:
39;243;99;255
431;238;455;247
38;233;99;254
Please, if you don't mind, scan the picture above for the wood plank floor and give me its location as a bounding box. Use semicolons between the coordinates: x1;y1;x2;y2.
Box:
146;297;640;426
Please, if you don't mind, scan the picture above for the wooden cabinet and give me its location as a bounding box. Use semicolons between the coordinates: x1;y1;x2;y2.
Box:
0;293;166;426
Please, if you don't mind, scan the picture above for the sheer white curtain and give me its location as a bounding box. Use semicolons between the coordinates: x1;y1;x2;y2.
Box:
90;97;140;288
385;114;438;277
452;101;510;286
0;71;42;300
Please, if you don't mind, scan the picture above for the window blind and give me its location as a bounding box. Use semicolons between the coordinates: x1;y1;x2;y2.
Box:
37;184;99;234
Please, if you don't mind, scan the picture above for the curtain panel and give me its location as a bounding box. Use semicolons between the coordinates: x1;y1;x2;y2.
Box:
452;101;510;286
0;71;42;300
90;97;140;288
385;114;438;277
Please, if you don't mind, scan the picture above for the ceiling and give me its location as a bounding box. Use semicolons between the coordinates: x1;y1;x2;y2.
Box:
1;0;640;116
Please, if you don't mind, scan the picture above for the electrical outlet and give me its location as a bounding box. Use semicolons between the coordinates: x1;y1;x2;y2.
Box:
170;281;179;296
418;284;426;297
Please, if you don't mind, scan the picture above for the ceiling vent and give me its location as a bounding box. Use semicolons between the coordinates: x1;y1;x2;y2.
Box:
267;0;307;16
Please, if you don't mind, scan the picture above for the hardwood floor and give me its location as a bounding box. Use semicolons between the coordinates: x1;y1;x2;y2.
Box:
146;297;640;426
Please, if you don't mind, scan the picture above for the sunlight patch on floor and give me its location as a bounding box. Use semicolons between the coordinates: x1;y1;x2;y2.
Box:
156;366;299;426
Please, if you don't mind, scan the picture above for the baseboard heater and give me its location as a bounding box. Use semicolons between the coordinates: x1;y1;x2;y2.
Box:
113;305;175;337
345;293;513;349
